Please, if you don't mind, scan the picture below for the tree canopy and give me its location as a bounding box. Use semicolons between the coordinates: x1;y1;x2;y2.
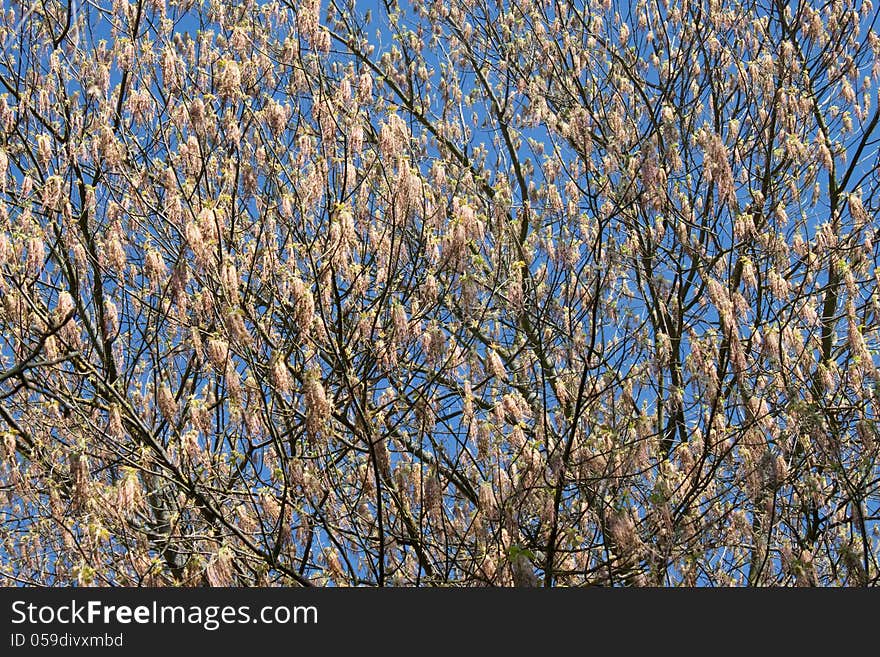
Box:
1;0;879;586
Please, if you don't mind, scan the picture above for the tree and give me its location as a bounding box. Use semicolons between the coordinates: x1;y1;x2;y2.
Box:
0;0;878;587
